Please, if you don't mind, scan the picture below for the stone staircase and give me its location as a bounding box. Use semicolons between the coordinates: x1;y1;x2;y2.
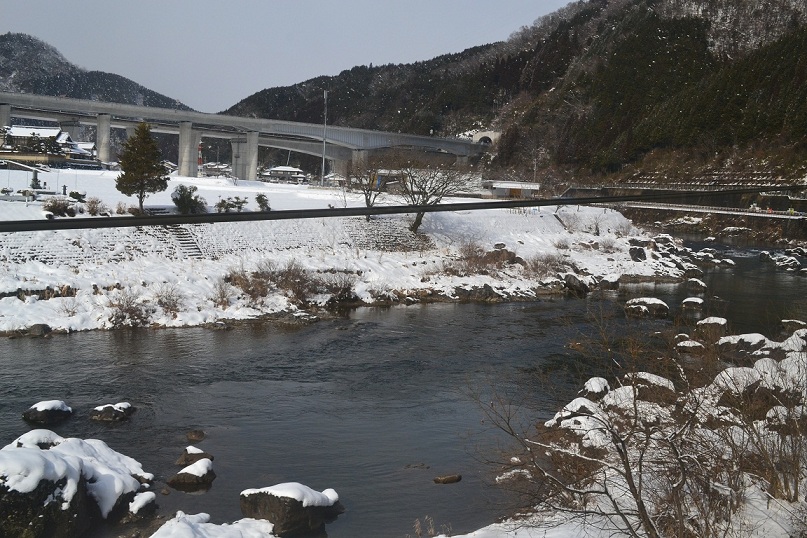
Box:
145;208;205;259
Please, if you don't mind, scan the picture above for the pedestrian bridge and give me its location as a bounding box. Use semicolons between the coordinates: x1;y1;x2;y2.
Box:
0;91;490;180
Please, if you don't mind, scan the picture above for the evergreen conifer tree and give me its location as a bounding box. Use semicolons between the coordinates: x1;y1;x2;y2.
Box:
115;122;168;213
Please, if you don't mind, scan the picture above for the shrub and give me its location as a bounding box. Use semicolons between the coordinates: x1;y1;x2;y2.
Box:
322;272;356;302
115;201;128;215
215;196;249;213
255;193;271;212
553;238;570;250
42;197;71;217
211;278;232;309
154;283;183;314
274;260;318;304
172;185;208;214
108;288;151;328
85;197;108;216
527;251;567;278
225;267;271;303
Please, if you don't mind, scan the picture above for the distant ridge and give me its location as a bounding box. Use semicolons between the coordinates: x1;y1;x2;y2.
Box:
0;32;192;111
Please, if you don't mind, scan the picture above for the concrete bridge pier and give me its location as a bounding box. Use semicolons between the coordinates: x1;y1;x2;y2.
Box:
231;131;259;181
178;122;201;177
96;114;111;163
0;104;10;128
59;119;82;140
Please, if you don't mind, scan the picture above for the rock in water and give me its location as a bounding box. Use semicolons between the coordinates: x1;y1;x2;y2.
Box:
240;482;343;537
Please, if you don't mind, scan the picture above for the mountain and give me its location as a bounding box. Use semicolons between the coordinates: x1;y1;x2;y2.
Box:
225;0;807;183
5;0;807;183
0;33;191;110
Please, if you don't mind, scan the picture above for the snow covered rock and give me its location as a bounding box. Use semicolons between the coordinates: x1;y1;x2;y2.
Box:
90;401;135;422
21;400;72;425
151;511;275;537
624;297;669;319
686;277;707;292
629;246;647;262
175;445;215;466
0;430;153;537
166;458;216;492
717;332;772;360
676;339;706;356
696;317;728;342
27;323;51;337
240;482;343;537
0;450;95;538
580;377;610;400
562;273;590;296
681;297;704;312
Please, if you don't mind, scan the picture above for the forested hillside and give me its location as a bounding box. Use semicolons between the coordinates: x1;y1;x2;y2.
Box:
227;0;807;182
0;33;191;110
3;0;807;183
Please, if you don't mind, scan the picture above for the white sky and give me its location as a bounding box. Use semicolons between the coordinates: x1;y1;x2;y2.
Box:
0;0;570;113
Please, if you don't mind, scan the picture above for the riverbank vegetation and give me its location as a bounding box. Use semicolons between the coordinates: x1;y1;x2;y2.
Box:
484;301;807;537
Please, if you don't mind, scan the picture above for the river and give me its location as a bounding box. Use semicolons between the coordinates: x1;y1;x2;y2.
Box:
0;242;804;537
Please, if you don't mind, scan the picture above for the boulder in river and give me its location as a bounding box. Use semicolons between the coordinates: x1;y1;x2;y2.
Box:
240;482;343;537
166;459;216;492
90;402;136;422
175;446;215;466
624;298;669;319
22;400;72;425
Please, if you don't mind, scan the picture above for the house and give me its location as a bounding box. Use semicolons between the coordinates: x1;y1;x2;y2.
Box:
4;126;95;161
260;166;308;183
481;180;541;199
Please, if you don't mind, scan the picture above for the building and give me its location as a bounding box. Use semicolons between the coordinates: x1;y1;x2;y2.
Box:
481;180;541;199
3;125;95;160
260;166;308;183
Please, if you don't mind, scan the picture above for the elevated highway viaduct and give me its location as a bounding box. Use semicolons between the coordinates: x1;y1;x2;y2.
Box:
0;91;491;180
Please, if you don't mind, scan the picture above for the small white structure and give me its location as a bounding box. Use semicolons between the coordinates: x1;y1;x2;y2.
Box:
482;180;540;199
260;166;308;183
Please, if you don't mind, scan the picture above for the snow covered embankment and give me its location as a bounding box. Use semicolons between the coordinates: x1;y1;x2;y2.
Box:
0;202;695;333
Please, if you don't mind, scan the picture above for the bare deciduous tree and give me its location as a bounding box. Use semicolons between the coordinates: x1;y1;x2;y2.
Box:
395;157;468;233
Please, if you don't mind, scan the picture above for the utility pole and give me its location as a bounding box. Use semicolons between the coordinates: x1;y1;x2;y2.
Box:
321;90;328;186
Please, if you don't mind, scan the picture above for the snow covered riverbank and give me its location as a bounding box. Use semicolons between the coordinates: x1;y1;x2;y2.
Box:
0;168;679;334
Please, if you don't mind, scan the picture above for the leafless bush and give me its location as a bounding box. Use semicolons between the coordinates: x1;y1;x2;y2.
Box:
115;201;128;215
254;258;277;279
108;288;151;328
85;197;109;216
57;296;79;317
558;210;581;232
553;238;570;250
42;197;72;217
225;267;271;304
599;236;617;253
154;283;183;314
273;260;318;304
527;251;567;278
321;271;356;302
613;220;635;238
210;278;232;309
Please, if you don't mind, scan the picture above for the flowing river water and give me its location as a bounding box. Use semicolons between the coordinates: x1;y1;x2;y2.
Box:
0;243;805;537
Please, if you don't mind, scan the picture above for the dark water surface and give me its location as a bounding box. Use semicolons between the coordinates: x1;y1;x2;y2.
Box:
0;245;804;537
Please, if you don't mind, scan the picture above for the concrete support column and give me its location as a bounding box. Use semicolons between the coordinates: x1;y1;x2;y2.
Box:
178;122;201;178
59;119;82;140
0;104;11;128
96;114;112;163
230;131;259;181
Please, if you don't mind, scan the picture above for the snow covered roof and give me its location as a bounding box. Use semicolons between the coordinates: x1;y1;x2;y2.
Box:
268;166;304;174
7;126;61;138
